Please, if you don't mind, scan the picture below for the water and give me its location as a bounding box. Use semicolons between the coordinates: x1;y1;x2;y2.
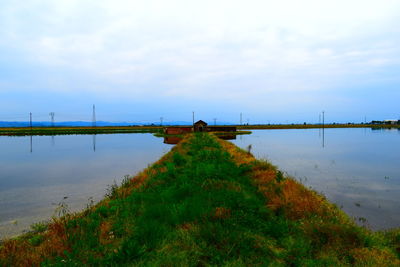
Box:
231;128;400;230
1;129;399;238
0;133;170;239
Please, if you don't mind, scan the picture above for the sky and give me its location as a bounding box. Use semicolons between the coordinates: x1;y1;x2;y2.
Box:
1;0;399;124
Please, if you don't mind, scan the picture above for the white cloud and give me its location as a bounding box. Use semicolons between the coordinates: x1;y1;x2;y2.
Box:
1;0;400;102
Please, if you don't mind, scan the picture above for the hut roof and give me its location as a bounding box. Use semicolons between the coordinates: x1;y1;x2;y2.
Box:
194;120;208;126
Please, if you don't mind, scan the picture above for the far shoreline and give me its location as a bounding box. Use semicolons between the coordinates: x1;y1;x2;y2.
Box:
0;123;398;136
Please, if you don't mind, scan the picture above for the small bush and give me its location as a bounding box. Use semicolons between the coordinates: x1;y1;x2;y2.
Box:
28;235;44;246
30;221;48;233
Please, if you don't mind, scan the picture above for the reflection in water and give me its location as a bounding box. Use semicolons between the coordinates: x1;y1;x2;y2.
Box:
318;127;325;148
164;136;182;145
30;135;96;153
93;134;96;152
163;134;237;145
231;128;400;230
217;134;237;141
371;127;400;132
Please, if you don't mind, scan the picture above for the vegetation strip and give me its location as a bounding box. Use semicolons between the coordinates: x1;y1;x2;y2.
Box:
0;126;162;136
0;133;399;266
238;123;400;130
2;122;399;136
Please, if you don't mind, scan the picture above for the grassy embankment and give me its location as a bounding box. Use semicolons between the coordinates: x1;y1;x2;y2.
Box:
238;123;400;130
0;126;252;137
1;133;399;266
0;126;162;136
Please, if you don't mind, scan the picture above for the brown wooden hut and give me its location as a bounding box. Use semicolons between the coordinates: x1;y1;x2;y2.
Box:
163;126;192;135
194;120;207;132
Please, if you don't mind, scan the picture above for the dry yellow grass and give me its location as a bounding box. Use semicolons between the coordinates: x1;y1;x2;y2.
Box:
214;135;345;220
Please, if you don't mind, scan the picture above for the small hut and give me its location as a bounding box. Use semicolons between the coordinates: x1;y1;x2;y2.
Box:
194;120;207;132
164;126;192;135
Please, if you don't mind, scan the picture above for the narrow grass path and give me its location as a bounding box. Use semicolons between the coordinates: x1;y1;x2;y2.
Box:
1;133;399;266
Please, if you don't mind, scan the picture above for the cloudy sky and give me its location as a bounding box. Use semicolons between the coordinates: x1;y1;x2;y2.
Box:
1;0;399;124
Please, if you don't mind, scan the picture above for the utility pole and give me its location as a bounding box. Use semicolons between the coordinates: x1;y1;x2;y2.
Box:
192;111;195;126
29;112;33;152
240;113;242;125
160;117;163;126
92;105;96;127
49;112;55;127
322;111;325;148
213;118;217;126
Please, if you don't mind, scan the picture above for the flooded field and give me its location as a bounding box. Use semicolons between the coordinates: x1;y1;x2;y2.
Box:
232;128;400;230
0;133;169;239
1;128;399;240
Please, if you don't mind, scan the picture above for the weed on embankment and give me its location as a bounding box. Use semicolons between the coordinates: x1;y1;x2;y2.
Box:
0;133;399;266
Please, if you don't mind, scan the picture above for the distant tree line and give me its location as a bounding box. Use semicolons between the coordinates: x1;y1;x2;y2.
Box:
371;120;400;125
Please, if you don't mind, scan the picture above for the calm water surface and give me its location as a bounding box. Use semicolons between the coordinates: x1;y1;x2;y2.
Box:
231;128;400;230
0;133;170;239
1;129;399;239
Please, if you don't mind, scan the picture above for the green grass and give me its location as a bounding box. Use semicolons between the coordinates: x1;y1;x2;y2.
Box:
1;133;399;266
59;133;290;265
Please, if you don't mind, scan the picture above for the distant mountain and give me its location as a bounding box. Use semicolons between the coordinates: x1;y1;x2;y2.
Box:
0;120;235;127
